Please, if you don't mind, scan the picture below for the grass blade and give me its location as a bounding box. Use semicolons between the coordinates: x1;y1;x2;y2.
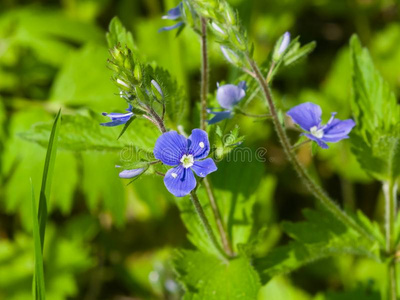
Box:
31;183;46;300
38;109;61;250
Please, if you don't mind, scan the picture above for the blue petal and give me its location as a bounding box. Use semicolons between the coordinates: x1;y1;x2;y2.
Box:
191;158;217;177
164;165;196;197
217;83;246;109
100;111;133;127
287;102;322;131
162;3;182;20
304;133;329;149
322;119;355;143
188;129;210;159
158;21;184;33
119;168;145;179
207;111;232;125
154;131;187;166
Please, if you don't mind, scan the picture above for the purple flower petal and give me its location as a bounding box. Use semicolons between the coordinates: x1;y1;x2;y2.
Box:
100;111;133;127
303;133;329;149
162;3;182;20
287;102;322;131
188;129;210;159
208;111;232;125
164;165;196;197
191;158;217;177
119;168;145;179
158;21;184;33
154;131;187;166
321;119;355;143
217;82;246;109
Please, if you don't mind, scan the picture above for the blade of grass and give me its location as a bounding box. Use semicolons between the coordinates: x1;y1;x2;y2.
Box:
31;109;62;300
31;182;46;300
38;109;61;250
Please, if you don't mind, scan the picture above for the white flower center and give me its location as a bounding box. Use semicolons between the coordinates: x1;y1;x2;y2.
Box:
180;154;194;169
310;126;324;139
171;172;178;178
199;142;205;148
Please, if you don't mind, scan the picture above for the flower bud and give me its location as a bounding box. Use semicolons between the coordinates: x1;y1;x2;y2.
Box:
110;47;124;64
220;46;240;65
273;32;291;62
151;80;164;100
210;22;228;40
134;64;142;82
225;5;236;25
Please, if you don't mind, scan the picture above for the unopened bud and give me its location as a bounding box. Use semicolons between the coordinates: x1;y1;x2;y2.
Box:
151;80;164;100
210;22;228;39
134;64;142;82
273;32;291;62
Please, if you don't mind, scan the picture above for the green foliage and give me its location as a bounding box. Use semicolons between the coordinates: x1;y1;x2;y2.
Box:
173;250;261;299
254;209;381;284
20;111;159;153
350;35;400;181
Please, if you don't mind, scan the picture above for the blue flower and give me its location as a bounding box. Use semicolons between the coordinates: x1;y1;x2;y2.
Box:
154;129;217;197
208;81;246;125
159;3;184;32
101;104;134;127
287;102;356;149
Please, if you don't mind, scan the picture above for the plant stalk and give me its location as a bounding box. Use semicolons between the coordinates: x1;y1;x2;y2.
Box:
383;181;398;300
246;55;376;243
190;190;227;259
200;17;208;131
203;178;234;256
198;16;234;257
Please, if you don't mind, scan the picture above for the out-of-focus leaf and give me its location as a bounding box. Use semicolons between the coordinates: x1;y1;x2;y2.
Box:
0;8;104;67
254;209;381;285
173;250;261;299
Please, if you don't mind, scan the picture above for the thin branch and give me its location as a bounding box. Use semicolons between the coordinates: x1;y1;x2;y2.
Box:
200;17;208;131
246;54;377;243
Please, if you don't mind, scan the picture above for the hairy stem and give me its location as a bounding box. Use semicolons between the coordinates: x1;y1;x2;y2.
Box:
246;55;376;243
198;16;233;257
190;190;227;259
203;178;234;256
383;181;398;300
200;17;208;131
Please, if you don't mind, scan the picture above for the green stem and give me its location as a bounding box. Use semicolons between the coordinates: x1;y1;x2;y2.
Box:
190;190;227;259
203;178;234;257
246;55;376;243
200;17;208;131
383;181;398;300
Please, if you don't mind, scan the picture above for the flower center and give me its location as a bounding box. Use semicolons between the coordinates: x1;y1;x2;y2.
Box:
180;154;194;169
310;126;324;139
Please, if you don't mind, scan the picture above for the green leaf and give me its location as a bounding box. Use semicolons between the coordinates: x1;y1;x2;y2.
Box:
106;16;136;51
173;250;261;299
31;184;46;300
254;209;381;284
38;109;61;250
20;111;159;153
350;35;400;181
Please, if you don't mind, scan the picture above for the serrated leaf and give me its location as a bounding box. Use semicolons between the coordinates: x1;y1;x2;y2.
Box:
254;209;380;284
20;111;159;153
173;250;261;299
350;35;400;181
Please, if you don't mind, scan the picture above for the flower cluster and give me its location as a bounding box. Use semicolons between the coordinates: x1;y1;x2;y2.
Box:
287;102;355;149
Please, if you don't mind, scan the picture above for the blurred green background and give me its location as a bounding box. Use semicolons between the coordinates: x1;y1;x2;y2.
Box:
0;0;399;299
